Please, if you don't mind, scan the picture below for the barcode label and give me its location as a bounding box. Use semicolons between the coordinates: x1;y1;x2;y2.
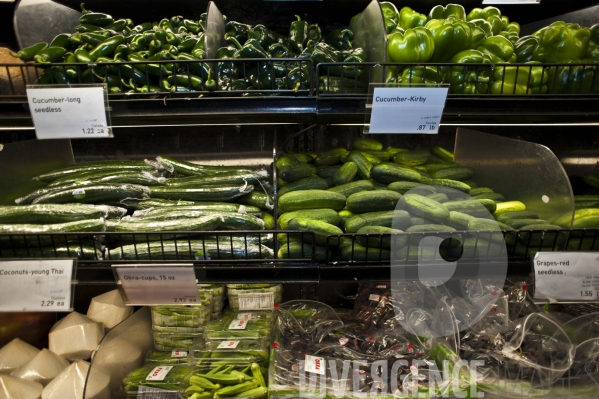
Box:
146;366;173;381
171;350;187;358
228;320;248;330
238;293;274;310
237;313;252;320
137;386;179;399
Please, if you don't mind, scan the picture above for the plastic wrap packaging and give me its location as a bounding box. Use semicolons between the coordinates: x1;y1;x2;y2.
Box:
193;339;270;367
48;312;104;361
226;284;282;311
0;339;40;374
223;310;275;323
86;290;132;331
353;283;394;327
10;349;68;387
276;301;343;343
198;284;225;314
151;302;211;329
0;374;43;399
41;360;110;399
122;364;194;395
204;316;273;341
88;335;144;391
145;350;192;365
152;326;205;351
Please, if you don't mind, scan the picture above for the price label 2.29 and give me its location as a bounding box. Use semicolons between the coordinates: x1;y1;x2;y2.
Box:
0;260;74;312
26;85;112;140
367;87;448;134
113;264;200;305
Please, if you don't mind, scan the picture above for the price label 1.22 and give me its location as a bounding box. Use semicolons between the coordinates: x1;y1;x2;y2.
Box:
367;87;448;134
26;85;112;140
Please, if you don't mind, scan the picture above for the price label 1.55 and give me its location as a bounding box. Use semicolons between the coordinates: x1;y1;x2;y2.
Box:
26;85;112;140
534;252;599;302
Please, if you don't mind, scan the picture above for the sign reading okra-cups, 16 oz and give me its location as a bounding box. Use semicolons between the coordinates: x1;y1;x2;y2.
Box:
26;84;112;139
365;84;449;134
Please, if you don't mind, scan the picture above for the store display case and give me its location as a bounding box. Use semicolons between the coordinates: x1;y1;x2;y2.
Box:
0;0;598;398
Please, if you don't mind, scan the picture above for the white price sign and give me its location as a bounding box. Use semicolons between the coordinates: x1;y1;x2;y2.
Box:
0;260;74;312
238;292;274;310
113;264;200;305
367;87;448;134
26;85;112;139
534;252;599;302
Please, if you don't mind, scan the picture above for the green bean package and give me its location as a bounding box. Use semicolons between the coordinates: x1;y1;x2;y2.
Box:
194;339;270;366
204;316;273;341
226;284;283;311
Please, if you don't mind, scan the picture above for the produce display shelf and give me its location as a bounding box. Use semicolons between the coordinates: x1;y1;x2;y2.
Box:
2;61;599;128
1;227;596;284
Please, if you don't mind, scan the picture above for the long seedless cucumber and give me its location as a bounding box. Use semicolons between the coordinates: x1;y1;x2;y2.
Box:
36;161;157;182
32;184;150;205
0;219;105;247
132;210;265;230
0;204;106;224
157;156;255;176
150;185;254;202
164;170;269;186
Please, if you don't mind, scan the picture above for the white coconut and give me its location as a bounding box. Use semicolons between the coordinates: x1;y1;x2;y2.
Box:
48;313;104;361
10;349;68;387
86;290;132;331
41;360;110;399
88;336;143;393
0;339;40;374
0;374;43;399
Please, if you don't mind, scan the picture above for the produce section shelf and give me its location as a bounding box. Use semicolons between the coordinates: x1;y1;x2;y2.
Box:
2;228;597;284
3;61;599;128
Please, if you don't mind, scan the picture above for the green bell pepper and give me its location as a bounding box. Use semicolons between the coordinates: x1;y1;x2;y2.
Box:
467;7;502;36
387;27;434;62
477;35;515;63
450;49;493;64
425;18;472;62
225;21;252;43
514;35;538;63
227;37;269;59
268;43;290;58
289;15;308;53
249;25;278;49
380;2;399;34
499;30;519;45
384;66;399;84
449;68;490;94
532;21;591;63
307;24;322;43
400;66;444;86
585;24;599;61
247;61;274;90
398;7;427;30
428;4;466;21
491;64;548;94
467;22;488;49
506;22;521;35
326;29;353;51
547;65;599;94
286;63;311;91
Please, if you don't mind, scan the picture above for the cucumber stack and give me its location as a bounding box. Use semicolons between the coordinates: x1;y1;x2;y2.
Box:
276;137;566;261
3;156;276;260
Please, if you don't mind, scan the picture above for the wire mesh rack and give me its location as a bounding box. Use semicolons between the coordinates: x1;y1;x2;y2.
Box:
322;228;599;265
0;230;316;265
3;60;599;99
0;58;314;98
316;62;599;96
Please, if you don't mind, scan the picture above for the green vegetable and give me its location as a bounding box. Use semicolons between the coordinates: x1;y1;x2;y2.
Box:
425;18;472;62
532;21;591;63
387;27;435;62
123;364;194;392
31;184;150;205
35;161;156;183
467;6;503;35
149;185;254;202
278;190;346;213
0;204;110;224
428;4;466;21
398;7;427;30
287;218;343;246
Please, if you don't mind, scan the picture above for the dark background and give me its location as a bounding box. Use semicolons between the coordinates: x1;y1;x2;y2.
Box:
2;0;599;49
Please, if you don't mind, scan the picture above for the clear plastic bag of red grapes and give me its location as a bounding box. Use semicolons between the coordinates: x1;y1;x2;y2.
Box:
562;312;599;383
504;279;542;321
501;312;575;386
353;283;395;327
276;300;343;343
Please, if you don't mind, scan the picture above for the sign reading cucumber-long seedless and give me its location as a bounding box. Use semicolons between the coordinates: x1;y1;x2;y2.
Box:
367;87;448;134
0;260;75;311
26;84;112;139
